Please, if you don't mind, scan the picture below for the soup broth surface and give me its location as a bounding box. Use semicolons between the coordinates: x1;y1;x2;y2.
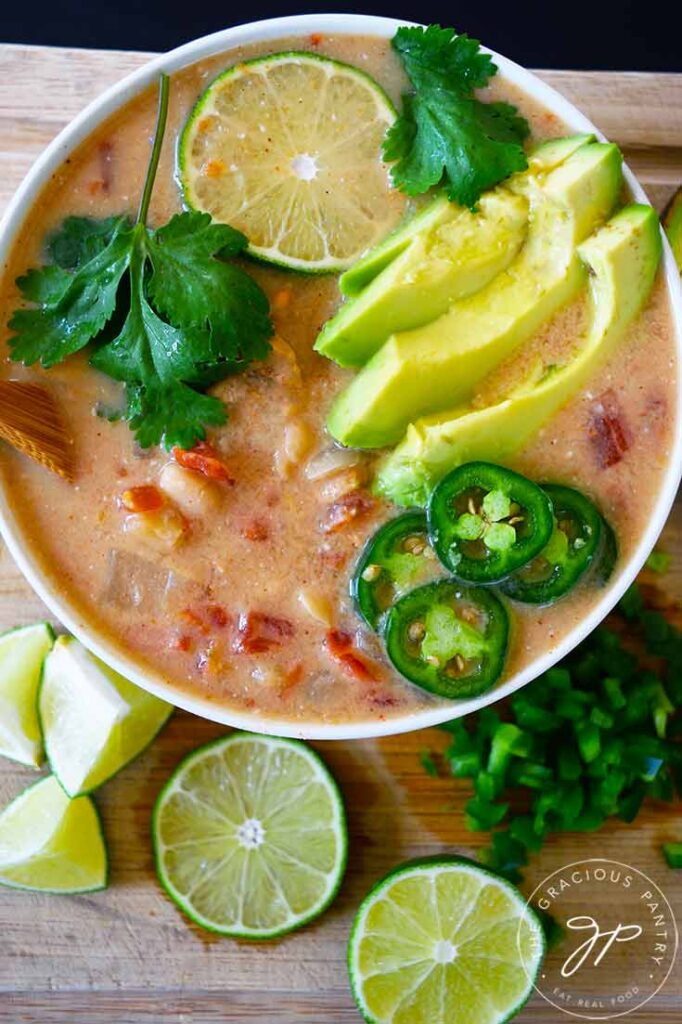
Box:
0;33;676;726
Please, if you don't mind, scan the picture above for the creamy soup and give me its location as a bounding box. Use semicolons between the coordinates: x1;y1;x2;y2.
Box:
0;33;677;727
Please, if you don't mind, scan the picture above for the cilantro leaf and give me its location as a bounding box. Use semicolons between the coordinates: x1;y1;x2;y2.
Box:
9;223;133;367
8;76;273;451
384;24;530;208
47;215;129;270
146;212;271;362
126;379;226;451
91;241;227;449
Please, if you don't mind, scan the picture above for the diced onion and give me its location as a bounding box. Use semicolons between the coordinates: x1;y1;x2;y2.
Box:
305;447;362;480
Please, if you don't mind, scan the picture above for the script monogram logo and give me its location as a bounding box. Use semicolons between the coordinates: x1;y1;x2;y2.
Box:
520;859;678;1020
561;917;643;978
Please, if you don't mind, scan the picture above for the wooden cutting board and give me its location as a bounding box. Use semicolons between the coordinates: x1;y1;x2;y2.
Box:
0;44;681;1024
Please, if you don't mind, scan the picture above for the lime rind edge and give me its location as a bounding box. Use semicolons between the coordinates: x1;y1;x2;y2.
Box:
0;775;109;894
347;855;546;1024
152;731;348;939
178;50;397;274
37;646;174;799
0;620;55;769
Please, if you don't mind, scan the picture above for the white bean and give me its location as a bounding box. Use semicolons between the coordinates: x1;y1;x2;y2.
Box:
159;462;219;516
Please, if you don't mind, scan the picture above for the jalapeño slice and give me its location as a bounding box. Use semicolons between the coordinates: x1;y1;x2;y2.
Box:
500;484;613;605
352;512;440;629
383;580;509;699
428;463;554;584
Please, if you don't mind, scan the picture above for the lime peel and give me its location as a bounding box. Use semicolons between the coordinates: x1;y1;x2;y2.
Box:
179;51;401;272
348;855;545;1024
153;732;347;938
0;775;107;893
39;635;173;797
0;622;54;767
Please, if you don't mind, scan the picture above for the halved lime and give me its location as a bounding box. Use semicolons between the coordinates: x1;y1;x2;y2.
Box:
179;51;401;272
153;732;347;938
39;636;173;797
0;622;54;767
349;856;545;1024
0;775;107;893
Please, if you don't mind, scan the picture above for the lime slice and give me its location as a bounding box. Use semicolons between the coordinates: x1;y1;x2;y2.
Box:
153;732;347;938
179;52;400;272
0;622;54;767
0;775;107;893
39;636;173;797
349;856;545;1024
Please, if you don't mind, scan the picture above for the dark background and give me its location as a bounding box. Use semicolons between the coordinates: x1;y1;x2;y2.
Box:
3;0;680;70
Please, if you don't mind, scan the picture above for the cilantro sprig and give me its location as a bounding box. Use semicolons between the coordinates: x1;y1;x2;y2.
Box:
9;75;272;450
384;25;530;209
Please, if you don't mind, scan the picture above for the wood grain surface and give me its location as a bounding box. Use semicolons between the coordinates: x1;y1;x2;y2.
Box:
0;44;681;1024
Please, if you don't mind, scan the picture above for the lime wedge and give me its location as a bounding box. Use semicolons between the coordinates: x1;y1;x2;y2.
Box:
0;775;107;892
0;622;54;767
153;732;347;938
179;51;401;272
349;857;545;1024
39;636;173;797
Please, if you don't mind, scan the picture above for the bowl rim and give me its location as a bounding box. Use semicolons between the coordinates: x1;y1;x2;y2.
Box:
0;13;681;740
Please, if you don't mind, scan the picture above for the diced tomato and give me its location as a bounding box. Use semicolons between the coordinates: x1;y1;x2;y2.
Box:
172;634;193;653
233;612;295;654
180;608;209;634
206;604;230;628
242;519;269;542
280;661;305;694
181;604;232;633
120;484;165;513
589;389;632;469
172;442;235;484
322;491;375;534
310;32;323;45
324;629;378;682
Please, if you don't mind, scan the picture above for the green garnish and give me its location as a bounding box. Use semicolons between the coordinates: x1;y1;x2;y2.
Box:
646;549;672;574
383;25;530;209
662;842;682;869
452;489;517;552
419;749;439;777
8;75;272;450
430;582;682;882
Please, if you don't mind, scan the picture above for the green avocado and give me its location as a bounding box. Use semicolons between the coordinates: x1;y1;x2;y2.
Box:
339;132;594;298
315;190;529;367
327;142;622;449
663;187;682;273
377;204;662;507
337;196;453;298
318;133;596;367
527;133;596;174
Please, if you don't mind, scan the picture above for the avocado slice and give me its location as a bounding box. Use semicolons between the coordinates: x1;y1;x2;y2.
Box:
319;133;596;366
315;190;529;367
377;204;662;507
327;142;622;449
337;196;453;298
339;133;595;298
527;133;596;174
663;187;682;273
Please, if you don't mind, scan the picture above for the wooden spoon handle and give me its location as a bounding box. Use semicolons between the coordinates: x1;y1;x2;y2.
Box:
0;380;73;480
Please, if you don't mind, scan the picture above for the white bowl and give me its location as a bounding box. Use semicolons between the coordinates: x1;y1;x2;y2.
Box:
0;14;680;740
